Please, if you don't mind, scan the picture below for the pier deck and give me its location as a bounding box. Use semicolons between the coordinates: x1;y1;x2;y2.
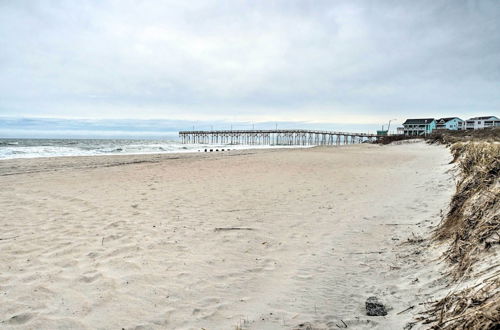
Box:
179;129;378;146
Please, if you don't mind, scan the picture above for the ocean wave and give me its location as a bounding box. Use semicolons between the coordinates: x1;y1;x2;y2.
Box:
0;139;311;160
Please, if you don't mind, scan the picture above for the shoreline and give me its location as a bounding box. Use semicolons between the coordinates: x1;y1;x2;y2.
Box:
0;139;315;162
0;147;286;176
0;142;454;329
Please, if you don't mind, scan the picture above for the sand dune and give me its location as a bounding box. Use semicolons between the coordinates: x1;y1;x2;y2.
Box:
0;143;453;329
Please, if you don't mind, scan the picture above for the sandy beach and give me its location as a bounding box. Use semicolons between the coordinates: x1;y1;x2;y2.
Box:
0;142;454;329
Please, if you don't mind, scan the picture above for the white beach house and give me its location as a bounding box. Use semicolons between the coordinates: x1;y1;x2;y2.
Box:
402;118;436;136
465;116;500;130
435;117;464;130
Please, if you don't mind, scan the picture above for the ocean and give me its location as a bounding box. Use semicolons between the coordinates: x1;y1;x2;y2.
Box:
0;138;298;160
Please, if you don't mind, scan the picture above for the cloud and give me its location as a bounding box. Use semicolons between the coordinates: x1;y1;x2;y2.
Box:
0;116;381;138
0;0;498;125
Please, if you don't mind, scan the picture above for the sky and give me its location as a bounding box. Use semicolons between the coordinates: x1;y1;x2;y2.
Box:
0;0;499;137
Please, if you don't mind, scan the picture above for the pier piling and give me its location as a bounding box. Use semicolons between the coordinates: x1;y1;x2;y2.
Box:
179;130;378;146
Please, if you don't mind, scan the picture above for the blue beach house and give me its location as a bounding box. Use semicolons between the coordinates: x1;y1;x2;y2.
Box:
402;118;436;136
436;117;464;130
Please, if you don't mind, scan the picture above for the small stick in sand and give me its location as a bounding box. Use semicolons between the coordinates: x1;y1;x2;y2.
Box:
0;236;19;241
347;251;385;255
335;319;348;328
397;305;415;315
214;227;254;231
384;223;416;226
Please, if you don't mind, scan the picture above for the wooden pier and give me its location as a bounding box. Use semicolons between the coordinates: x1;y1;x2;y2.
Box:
179;129;378;146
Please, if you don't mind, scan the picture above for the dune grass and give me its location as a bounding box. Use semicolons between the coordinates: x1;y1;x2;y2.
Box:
421;141;499;329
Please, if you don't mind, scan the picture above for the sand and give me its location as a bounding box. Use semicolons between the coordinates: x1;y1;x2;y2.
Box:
0;142;454;329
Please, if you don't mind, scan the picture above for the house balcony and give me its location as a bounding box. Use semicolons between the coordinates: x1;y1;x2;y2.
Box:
403;129;427;136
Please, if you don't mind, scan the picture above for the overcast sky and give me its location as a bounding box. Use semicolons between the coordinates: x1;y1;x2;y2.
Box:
0;0;499;132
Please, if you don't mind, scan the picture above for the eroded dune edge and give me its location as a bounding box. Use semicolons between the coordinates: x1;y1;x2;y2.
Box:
2;142;491;329
419;141;499;329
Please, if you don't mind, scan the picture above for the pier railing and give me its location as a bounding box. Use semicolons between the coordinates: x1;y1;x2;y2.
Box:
179;129;378;146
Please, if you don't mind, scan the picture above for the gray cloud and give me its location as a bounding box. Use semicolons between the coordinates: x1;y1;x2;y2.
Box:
0;0;498;125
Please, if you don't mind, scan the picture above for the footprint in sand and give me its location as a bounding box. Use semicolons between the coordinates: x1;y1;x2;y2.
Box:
6;312;35;325
105;220;126;229
79;272;103;283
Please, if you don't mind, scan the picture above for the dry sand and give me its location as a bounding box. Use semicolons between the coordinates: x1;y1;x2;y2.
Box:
0;142;454;329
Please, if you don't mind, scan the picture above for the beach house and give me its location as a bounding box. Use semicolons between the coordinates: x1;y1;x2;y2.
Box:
465;116;500;130
435;117;464;131
402;118;436;136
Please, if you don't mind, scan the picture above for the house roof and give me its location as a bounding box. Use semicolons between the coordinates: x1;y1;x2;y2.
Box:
468;116;499;121
437;117;463;123
403;118;435;125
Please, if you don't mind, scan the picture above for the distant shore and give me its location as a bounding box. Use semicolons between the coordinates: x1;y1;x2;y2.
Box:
0;143;454;329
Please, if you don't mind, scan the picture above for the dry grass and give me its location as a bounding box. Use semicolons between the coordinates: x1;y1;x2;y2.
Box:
435;142;499;278
422;275;499;329
421;141;500;329
427;127;500;145
376;135;423;145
